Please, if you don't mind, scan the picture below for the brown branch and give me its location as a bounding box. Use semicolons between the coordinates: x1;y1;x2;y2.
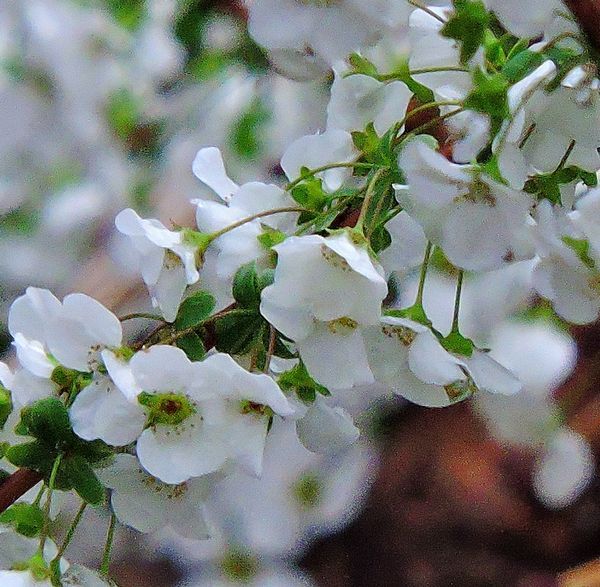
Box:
0;468;43;514
563;0;600;51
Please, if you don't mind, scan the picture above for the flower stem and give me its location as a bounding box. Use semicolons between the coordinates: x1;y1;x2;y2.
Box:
118;312;166;322
53;502;87;563
284;162;375;191
391;100;462;139
395;108;465;146
101;512;117;577
451;270;465;334
39;455;62;555
407;0;446;23
415;242;433;308
209;207;306;240
355;167;389;232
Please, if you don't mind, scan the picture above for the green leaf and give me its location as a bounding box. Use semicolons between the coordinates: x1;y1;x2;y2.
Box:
464;68;509;132
232;263;274;309
369;225;392;253
214;310;265;355
20;398;74;446
176;332;206;361
174;290;216;331
6;441;56;473
0;503;45;538
278;363;330;404
393;60;435;104
502;49;544;83
441;0;490;64
290;174;328;211
562;236;596;270
105;88;141;141
0;386;12;429
229;98;270;159
232;262;260;308
441;331;475;356
348;53;379;76
257;226;286;249
62;456;105;506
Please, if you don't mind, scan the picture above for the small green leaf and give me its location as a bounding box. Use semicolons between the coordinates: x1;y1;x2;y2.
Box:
6;441;56;473
232;262;260;308
348;53;379;76
562;236;596;270
278;363;330;404
20;398;74;446
181;228;214;252
0;386;12;429
174;290;216;331
441;0;490;64
290;174;328;211
0;503;45;537
441;331;475;356
464;68;509;132
62;456;105;506
502;49;544;83
257;226;286;249
229;98;270;159
214;310;265;355
176;332;206;361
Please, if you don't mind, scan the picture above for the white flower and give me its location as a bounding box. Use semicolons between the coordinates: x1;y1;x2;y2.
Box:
247;0;410;70
129;345;231;484
8;288;122;375
98;454;214;540
115;209;200;322
533;428;595;509
69;351;146;447
0;571;53;587
8;287;62;378
365;316;522;407
195;353;294;476
294;396;359;455
398;139;534;271
532;200;600;324
378;211;427;275
260;232;388;389
327;72;411;135
280;129;358;193
192;147;298;308
484;0;567;38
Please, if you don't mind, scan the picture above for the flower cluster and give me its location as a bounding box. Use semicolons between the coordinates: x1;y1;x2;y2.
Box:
1;0;599;584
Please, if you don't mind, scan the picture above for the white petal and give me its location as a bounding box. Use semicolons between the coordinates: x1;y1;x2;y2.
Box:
192;147;239;202
70;378;145;446
136;414;229;483
463;350;522;396
130;345;193;393
297;327;374;390
101;350;140;401
296;399;359;454
533;428;594;509
408;331;465;386
8;287;61;341
149;262;188;323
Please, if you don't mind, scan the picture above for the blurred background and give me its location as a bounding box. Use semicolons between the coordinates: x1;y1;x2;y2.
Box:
1;1;600;586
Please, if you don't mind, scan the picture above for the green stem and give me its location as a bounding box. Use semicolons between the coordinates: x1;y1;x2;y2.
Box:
395;108;465;147
554;139;576;173
118;312;166;322
32;483;45;508
284;162;375;192
210;206;306;240
415;242;433;308
100;512;117;577
451;270;465;334
377;66;468;82
407;0;446;23
52;502;87;563
355;167;388;232
39;455;62;555
158;307;239;346
391;100;462;140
